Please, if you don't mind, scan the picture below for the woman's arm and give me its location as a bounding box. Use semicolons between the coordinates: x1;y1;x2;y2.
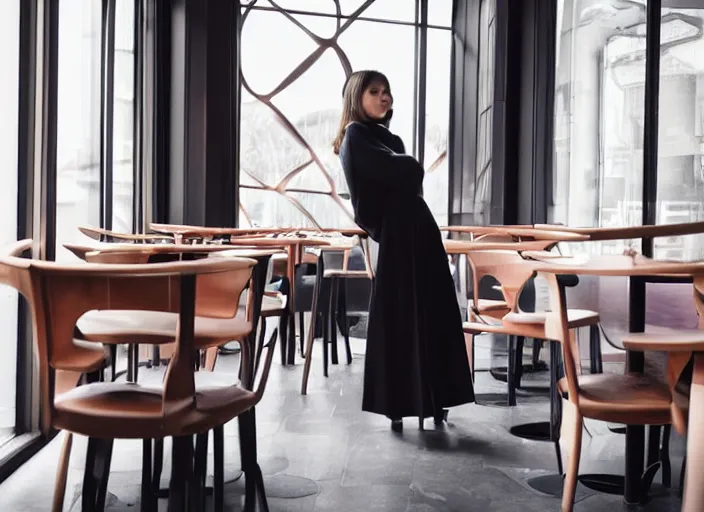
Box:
341;123;423;189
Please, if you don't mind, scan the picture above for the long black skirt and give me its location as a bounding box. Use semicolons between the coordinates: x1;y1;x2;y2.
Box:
362;194;475;418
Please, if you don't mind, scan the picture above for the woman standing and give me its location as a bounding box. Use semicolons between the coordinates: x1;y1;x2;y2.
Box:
332;70;474;432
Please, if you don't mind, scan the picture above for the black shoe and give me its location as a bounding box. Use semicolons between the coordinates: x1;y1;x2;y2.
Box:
433;409;449;426
389;418;403;432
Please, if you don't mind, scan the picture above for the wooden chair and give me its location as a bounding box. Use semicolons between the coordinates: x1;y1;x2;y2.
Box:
540;269;678;511
462;250;600;403
0;240;109;512
78;226;172;243
0;247;272;510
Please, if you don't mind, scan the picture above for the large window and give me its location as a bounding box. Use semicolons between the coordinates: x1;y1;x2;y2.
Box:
55;0;137;261
0;0;21;443
55;0;102;261
552;0;647;255
238;0;453;228
553;0;704;261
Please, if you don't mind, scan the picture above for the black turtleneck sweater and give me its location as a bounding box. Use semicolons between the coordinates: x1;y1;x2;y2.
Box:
338;121;424;241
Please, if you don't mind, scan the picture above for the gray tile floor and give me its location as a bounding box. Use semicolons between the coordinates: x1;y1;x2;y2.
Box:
0;331;686;511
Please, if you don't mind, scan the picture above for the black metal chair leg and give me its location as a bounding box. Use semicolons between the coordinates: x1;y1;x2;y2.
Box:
167;436;193;512
278;313;288;366
330;277;339;365
95;438;114;510
298;311;305;356
140;439;156;512
255;318;267;371
109;345;117;382
82;437;98;511
507;336;517;406
191;433;208;511
514;336;525;389
337;279;352;364
213;426;224;512
661;424;672;488
152;438;164;499
589;324;603;374
322;308;329;377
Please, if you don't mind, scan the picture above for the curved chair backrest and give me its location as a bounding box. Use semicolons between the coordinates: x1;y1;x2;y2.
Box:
465;250;537;316
0;246;256;435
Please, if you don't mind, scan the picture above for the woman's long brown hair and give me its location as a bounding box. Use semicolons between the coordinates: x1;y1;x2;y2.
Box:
332;70;391;155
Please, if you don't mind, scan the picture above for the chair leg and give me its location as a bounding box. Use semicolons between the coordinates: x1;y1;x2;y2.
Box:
322;310;330;378
561;404;583;512
661;424;672;489
213;426;224;512
507;336;517;407
82;437;114;512
254;318;267;372
51;432;73;512
589;324;603;374
298;312;305;357
278;313;288;366
167;436;193;512
514;336;525;389
109;345;117;382
204;346;218;372
140;439;154;512
330;277;339;366
191;433;208;511
151;438;164;500
337;280;352;364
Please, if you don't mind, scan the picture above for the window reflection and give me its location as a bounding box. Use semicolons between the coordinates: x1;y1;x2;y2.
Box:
0;0;20;440
553;0;647;255
56;0;102;261
654;7;704;260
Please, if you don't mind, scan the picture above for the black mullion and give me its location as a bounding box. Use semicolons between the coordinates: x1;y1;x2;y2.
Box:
15;0;39;437
132;0;143;233
641;0;662;257
38;0;60;263
412;0;420;158
102;0;116;232
416;0;428;165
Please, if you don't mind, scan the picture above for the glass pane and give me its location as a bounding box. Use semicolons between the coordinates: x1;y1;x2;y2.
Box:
338;20;416;151
428;0;452;27
552;0;647;255
654;8;704;261
474;0;495;224
424;28;452;226
361;0;415;23
0;0;20;440
239;188;314;227
239;10;416;228
240;9;318;94
288;191;357;229
56;0;102;261
113;0;135;233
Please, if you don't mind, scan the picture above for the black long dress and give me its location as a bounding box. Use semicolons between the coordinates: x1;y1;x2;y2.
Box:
339;120;475;419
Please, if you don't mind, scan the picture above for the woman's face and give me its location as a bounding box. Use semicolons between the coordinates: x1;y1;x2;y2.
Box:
361;81;392;121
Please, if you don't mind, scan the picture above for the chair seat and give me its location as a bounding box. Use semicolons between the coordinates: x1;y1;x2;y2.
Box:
261;293;287;316
623;329;704;352
503;308;599;328
468;298;508;312
54;372;254;439
77;310;252;349
559;373;673;425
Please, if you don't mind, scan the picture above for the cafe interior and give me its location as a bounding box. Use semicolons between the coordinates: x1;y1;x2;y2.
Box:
4;0;704;510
